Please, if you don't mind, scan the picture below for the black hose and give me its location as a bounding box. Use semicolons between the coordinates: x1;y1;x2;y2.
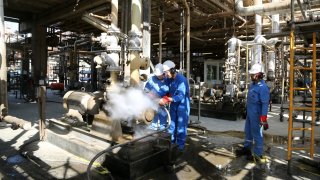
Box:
86;107;171;180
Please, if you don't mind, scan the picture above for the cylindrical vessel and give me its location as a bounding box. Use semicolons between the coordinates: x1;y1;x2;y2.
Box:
63;91;102;115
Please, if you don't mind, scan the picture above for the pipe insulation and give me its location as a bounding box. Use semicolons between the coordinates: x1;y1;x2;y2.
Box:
128;0;150;86
235;0;320;16
252;0;263;66
111;0;118;29
267;0;280;80
63;91;103;115
2;115;32;130
128;0;143;50
225;37;242;97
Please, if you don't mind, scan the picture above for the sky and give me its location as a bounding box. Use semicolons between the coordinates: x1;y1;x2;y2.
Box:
4;21;19;33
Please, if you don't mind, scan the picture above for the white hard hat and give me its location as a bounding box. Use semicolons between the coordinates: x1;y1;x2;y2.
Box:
154;63;164;76
249;63;264;74
163;60;175;71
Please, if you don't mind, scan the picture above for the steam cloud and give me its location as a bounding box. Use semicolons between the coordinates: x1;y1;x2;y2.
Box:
103;85;159;121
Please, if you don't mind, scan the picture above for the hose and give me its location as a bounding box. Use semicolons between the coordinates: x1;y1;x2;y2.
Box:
86;107;171;180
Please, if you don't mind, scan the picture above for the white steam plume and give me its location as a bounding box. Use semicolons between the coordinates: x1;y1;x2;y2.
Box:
103;85;159;121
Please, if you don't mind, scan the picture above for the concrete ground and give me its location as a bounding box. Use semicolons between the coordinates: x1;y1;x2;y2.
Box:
1;89;320;179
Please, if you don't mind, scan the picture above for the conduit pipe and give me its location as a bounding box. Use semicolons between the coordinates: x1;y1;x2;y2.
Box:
235;0;320;16
129;0;150;86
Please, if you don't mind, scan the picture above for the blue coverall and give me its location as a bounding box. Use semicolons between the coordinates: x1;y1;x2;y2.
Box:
244;79;270;156
144;75;169;130
166;73;190;150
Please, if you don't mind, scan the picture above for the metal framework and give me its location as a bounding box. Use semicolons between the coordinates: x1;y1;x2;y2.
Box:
287;30;318;172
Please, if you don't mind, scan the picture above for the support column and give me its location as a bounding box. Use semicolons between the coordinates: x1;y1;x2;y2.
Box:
141;0;151;76
31;23;47;93
38;86;46;140
0;0;8;116
21;48;30;75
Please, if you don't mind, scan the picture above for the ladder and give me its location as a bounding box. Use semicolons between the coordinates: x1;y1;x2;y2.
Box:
287;30;318;172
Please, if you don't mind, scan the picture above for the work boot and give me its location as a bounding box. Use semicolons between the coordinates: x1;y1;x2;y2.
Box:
247;154;268;163
83;124;92;131
235;147;251;157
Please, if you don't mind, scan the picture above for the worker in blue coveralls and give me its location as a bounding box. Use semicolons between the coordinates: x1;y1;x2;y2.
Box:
160;60;190;151
236;63;270;162
144;63;169;130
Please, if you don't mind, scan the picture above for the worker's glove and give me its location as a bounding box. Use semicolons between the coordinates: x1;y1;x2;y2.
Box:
260;115;269;130
146;92;157;99
159;96;171;106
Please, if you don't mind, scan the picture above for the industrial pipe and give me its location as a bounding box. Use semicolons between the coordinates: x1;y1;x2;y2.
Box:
63;91;103;115
129;0;142;87
128;0;150;86
226;37;241;83
82;13;127;40
180;8;185;71
83;0;122;88
108;0;120;86
208;0;247;28
130;53;150;86
235;0;320;16
2;115;32;130
252;0;263;66
267;0;280;80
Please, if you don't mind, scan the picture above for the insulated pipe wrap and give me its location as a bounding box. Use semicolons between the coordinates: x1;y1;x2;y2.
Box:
63;91;101;115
